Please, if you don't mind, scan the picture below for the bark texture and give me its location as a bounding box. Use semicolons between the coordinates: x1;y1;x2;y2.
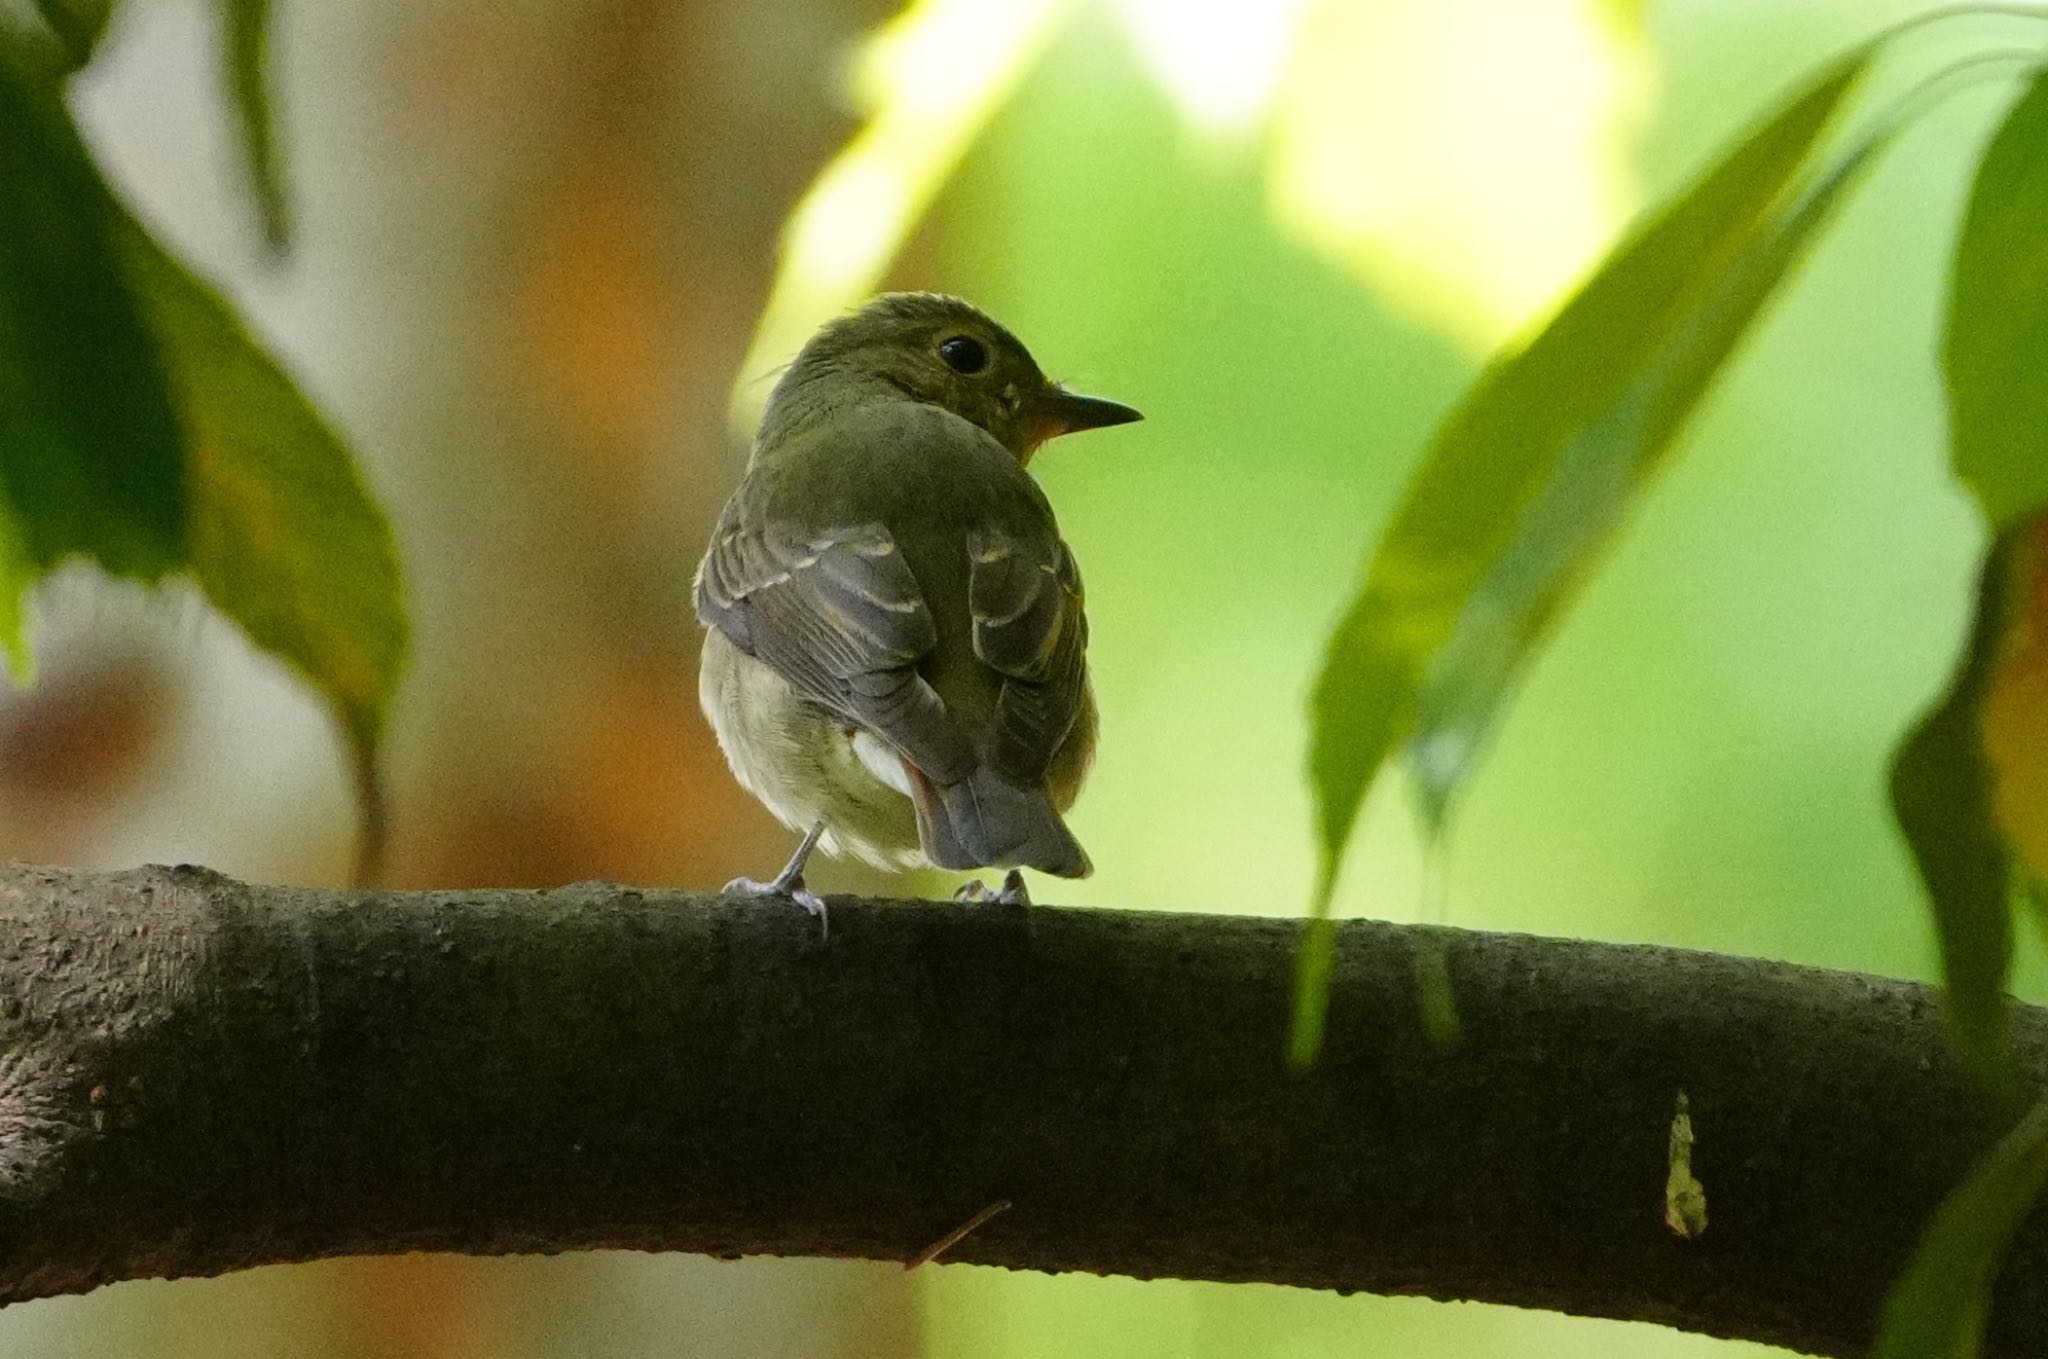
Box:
0;862;2041;1355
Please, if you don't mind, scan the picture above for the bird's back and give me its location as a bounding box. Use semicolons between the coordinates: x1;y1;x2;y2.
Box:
700;396;1095;876
752;399;1066;728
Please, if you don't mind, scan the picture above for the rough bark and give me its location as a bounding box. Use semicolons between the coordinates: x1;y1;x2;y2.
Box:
0;861;2040;1354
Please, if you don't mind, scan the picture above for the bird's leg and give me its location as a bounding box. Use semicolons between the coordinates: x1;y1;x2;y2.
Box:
725;822;830;936
952;869;1031;908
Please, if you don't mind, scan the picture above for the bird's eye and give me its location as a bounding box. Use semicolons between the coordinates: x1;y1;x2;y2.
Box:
938;335;989;375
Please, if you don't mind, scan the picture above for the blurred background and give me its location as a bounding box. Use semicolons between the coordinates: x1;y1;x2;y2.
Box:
1;0;2038;1353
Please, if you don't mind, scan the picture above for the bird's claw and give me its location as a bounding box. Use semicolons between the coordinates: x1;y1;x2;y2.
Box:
952;869;1030;908
724;874;830;939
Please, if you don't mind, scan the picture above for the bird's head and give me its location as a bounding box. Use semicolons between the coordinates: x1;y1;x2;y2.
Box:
765;293;1141;463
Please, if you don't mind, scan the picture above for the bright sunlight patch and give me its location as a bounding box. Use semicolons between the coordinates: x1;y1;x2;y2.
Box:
729;0;1070;433
1266;0;1653;351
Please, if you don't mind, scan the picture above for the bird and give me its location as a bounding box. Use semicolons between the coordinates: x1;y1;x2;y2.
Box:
695;292;1140;922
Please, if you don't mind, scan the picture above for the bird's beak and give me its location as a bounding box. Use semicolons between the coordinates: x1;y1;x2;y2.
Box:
1038;386;1143;437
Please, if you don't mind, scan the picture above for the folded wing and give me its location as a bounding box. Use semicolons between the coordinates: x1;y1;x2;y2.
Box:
967;523;1087;784
697;506;975;786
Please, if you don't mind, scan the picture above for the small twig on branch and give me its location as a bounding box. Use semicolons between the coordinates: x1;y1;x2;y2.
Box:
0;862;2042;1356
908;1200;1012;1270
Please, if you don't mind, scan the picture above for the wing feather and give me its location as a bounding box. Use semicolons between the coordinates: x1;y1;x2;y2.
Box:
969;527;1087;782
697;507;972;783
698;445;1091;796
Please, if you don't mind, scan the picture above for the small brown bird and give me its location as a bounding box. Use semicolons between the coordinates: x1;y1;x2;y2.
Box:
696;293;1139;918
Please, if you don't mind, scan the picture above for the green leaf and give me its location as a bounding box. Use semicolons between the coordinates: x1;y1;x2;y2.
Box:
0;40;187;673
1946;70;2048;531
1292;53;1874;1066
30;0;117;69
111;216;406;880
1892;532;2030;1096
1410;142;1887;825
223;0;289;252
0;30;398;866
1871;1099;2048;1359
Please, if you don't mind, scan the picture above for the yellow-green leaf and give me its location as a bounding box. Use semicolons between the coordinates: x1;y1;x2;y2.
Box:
1890;528;2034;1096
1945;71;2048;530
1871;1100;2048;1359
112;216;406;879
1982;517;2048;890
1293;53;1873;1067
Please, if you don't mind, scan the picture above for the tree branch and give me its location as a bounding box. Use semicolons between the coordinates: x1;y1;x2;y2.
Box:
0;862;2040;1355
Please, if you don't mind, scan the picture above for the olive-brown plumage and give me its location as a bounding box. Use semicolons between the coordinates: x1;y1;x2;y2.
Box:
696;294;1137;907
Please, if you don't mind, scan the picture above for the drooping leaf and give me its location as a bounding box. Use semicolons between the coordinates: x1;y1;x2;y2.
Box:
0;39;187;676
1916;62;2048;1084
1411;141;1896;828
111;215;407;880
0;24;400;869
223;0;289;252
1945;71;2048;531
1891;530;2034;1096
1291;54;1872;1066
1981;517;2048;891
1870;1100;2048;1359
30;0;118;69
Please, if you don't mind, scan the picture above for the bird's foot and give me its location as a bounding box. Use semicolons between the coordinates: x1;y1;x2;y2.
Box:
724;874;829;939
725;821;829;937
952;869;1030;909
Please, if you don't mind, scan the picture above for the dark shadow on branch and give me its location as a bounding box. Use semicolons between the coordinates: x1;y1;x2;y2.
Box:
0;863;2041;1355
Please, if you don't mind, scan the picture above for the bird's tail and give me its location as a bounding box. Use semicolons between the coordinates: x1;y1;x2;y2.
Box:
909;766;1091;878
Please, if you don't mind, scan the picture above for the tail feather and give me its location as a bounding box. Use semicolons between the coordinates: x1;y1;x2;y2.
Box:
908;766;1091;878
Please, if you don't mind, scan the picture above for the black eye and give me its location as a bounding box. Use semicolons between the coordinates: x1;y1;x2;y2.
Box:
938;335;988;375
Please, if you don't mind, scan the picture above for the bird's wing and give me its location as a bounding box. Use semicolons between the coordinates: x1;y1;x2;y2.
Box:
967;522;1088;783
697;500;977;784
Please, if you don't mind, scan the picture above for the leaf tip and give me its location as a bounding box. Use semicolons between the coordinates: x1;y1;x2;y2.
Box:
1413;936;1463;1050
336;695;392;888
1287;909;1338;1072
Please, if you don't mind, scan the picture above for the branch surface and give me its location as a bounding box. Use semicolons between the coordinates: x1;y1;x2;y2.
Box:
0;862;2042;1356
